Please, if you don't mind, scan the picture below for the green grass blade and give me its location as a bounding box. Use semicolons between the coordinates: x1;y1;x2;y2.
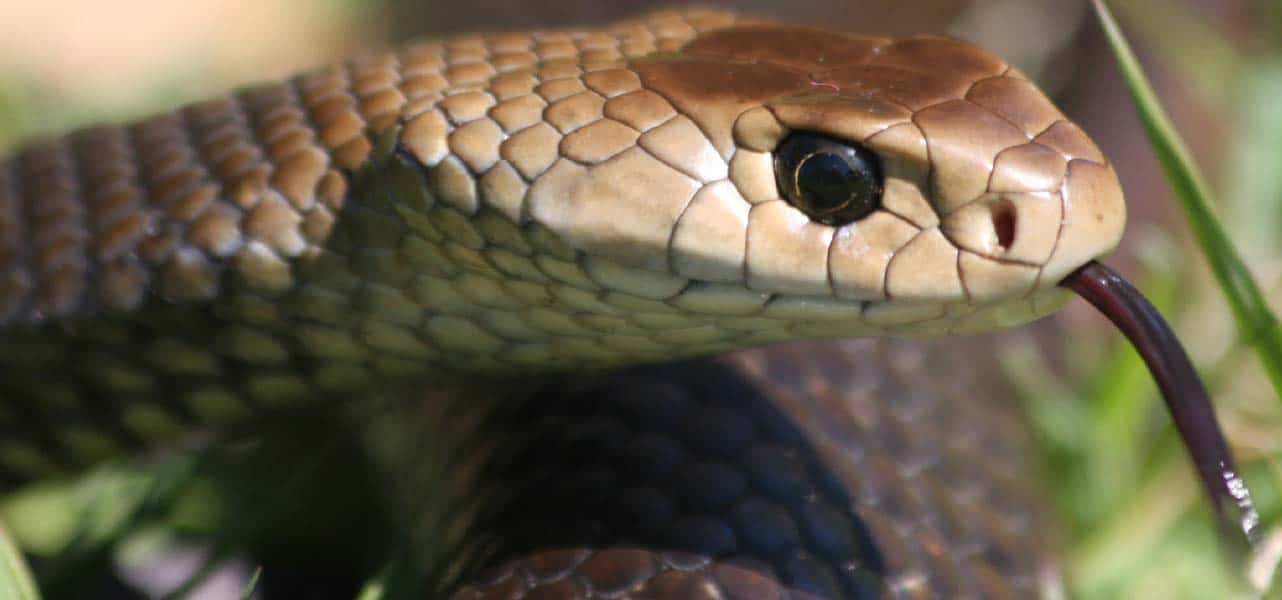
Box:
241;567;262;600
0;518;40;600
1092;0;1282;402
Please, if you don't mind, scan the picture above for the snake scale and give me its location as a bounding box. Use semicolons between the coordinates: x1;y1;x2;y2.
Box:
0;7;1240;599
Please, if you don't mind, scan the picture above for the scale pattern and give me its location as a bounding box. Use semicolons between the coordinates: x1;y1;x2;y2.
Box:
0;9;743;324
0;8;1122;479
450;340;1052;599
0;8;1105;598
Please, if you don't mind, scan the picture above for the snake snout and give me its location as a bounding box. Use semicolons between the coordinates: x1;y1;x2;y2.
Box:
939;158;1127;302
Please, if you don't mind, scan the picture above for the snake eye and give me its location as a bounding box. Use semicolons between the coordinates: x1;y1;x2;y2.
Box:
774;132;883;226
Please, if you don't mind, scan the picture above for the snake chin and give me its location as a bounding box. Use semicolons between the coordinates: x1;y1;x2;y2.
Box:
713;285;1074;344
488;286;1077;373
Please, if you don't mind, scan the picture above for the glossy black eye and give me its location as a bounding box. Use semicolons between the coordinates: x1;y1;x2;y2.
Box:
773;132;883;225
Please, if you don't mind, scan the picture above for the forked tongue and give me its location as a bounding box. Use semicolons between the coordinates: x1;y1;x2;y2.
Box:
1063;261;1259;547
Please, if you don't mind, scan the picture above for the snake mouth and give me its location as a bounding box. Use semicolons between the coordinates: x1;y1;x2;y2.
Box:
1061;261;1259;546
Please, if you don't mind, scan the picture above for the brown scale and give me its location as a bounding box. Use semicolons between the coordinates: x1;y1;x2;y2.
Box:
0;9;1063;598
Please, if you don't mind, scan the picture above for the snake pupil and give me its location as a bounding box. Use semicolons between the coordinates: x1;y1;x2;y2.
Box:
798;153;863;212
775;132;883;225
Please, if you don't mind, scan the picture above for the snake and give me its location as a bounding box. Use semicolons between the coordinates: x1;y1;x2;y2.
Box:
0;8;1257;599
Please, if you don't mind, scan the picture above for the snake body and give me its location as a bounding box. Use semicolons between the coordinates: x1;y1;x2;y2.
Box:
0;9;1128;598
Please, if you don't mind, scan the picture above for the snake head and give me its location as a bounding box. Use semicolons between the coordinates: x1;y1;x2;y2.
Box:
381;10;1128;366
715;27;1126;301
473;18;1125;339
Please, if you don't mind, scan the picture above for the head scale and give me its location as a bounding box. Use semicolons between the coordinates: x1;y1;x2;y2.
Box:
390;10;1126;369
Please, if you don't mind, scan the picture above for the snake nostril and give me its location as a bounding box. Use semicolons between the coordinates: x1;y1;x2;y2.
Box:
992;203;1016;250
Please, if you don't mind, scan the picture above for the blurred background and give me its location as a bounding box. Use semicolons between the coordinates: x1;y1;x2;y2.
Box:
1;0;1280;598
